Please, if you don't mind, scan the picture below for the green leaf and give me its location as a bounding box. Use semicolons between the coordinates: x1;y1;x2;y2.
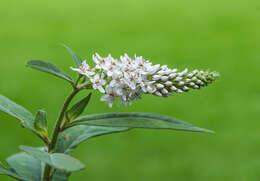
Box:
0;95;34;130
71;112;213;133
26;60;73;83
66;93;92;122
0;162;26;181
19;146;85;172
6;150;70;181
34;110;48;138
56;125;130;153
6;152;42;181
52;171;70;181
62;44;83;68
0;95;47;143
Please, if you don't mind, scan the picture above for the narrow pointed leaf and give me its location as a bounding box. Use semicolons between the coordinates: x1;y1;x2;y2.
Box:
0;162;26;181
0;95;48;143
62;44;82;68
56;125;130;153
6;152;42;181
19;146;85;172
34;110;48;138
66;93;92;122
26;60;73;83
72;112;213;133
0;95;34;130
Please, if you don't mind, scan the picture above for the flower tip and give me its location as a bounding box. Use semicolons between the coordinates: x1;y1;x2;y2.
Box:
213;71;220;78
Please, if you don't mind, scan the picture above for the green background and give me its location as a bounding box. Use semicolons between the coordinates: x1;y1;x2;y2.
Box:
0;0;259;180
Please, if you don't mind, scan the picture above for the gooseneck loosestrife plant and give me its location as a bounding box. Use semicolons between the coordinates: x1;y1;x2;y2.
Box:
0;46;218;181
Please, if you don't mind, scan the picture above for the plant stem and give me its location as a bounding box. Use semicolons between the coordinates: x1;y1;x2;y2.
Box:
50;88;81;152
74;74;83;87
42;87;81;181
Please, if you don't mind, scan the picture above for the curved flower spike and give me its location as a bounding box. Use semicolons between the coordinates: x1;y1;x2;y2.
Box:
71;54;219;107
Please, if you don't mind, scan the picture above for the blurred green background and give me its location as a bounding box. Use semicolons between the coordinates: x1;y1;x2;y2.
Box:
0;0;259;180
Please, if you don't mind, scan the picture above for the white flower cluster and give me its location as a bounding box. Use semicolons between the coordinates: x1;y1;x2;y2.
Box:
71;54;218;107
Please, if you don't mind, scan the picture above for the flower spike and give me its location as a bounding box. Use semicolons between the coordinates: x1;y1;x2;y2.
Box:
71;54;219;107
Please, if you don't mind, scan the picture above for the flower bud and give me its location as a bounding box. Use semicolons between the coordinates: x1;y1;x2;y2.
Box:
156;84;164;89
161;76;168;81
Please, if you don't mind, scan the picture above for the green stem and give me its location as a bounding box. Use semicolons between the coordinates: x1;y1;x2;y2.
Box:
42;78;91;181
49;88;81;152
42;165;51;181
43;87;83;180
43;88;80;180
74;75;83;88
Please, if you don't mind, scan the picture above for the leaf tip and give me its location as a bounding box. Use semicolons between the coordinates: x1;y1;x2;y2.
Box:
18;145;26;151
24;60;30;67
197;127;215;134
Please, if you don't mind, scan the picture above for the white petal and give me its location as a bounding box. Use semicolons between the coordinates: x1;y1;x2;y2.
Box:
97;86;105;93
108;102;113;108
101;94;109;101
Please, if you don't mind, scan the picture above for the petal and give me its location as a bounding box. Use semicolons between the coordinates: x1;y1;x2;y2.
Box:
110;80;117;87
108;101;113;108
94;74;99;80
97;86;105;93
100;95;109;101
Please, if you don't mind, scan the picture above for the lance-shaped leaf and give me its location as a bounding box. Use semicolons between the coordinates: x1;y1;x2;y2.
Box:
0;162;26;181
0;95;47;143
56;125;130;153
19;146;85;172
62;44;83;68
70;112;213;133
34;110;48;139
0;95;34;130
26;60;73;83
6;152;42;181
66;93;92;122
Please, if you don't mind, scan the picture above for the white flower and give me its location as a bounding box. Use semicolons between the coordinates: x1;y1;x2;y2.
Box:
160;76;168;81
171;68;178;73
152;75;161;81
156;84;164;89
178;81;185;86
178;68;188;77
170;86;177;91
146;85;156;93
109;72;123;87
130;90;142;102
165;81;172;86
175;77;182;82
154;91;162;97
161;88;168;94
93;53;106;69
177;89;183;93
189;82;195;87
140;81;156;93
71;61;95;77
72;53;218;107
123;72;139;90
101;86;117;107
90;74;106;93
169;73;177;79
183;86;189;91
